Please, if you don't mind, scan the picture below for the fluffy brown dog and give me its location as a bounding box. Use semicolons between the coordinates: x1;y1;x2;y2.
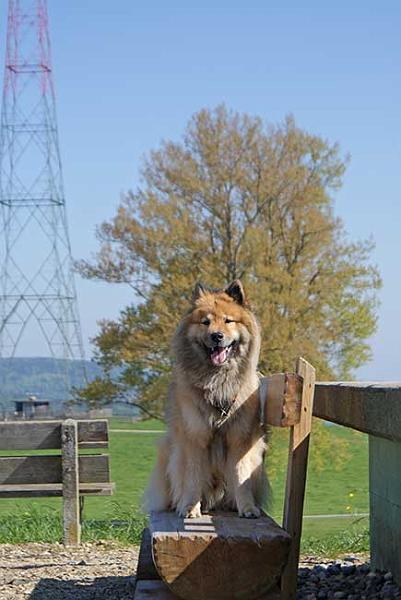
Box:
145;280;268;518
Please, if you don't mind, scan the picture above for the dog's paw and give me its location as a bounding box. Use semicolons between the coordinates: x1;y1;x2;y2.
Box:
185;505;202;519
239;504;261;519
177;503;202;519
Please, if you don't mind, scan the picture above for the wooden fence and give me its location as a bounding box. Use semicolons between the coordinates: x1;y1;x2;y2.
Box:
313;382;401;583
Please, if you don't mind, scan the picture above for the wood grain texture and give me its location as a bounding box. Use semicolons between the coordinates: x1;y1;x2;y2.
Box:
61;419;80;546
369;436;401;586
313;382;401;441
263;373;303;427
0;482;114;497
0;419;109;450
281;357;316;600
150;510;291;600
0;454;110;485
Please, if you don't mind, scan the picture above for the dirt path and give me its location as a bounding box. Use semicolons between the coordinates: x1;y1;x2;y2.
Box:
0;542;139;599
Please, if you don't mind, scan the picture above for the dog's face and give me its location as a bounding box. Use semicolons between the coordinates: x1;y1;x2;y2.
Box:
181;280;256;367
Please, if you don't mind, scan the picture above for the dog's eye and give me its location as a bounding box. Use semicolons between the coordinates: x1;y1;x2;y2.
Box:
225;318;234;324
201;318;210;326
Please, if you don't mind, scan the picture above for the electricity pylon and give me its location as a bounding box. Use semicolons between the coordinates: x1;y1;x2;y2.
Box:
0;0;85;401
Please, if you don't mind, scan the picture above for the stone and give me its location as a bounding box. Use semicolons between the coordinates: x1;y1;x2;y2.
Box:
299;568;311;578
343;555;358;563
358;564;370;574
291;562;401;600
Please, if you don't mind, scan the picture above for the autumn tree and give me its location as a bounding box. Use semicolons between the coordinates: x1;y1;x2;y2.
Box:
77;106;380;416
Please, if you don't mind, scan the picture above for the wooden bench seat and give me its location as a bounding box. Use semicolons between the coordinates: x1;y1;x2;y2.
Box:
145;511;289;600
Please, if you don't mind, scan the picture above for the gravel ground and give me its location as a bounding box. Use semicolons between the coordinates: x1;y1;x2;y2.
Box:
0;542;138;599
0;545;400;599
297;555;401;600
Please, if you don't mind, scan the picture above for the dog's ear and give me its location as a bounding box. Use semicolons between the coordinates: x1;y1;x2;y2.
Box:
225;280;246;305
192;282;206;303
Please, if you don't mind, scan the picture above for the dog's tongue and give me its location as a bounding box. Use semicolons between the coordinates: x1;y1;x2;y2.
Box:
211;346;228;366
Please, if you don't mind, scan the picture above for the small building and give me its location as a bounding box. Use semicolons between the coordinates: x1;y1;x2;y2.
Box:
14;395;51;419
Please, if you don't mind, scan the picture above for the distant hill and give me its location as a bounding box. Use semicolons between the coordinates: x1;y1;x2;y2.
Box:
0;357;101;412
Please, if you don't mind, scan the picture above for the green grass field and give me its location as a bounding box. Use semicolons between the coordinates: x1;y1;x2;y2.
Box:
0;420;369;554
108;416;166;430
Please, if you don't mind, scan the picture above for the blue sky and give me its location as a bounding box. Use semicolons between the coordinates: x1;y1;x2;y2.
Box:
1;0;400;379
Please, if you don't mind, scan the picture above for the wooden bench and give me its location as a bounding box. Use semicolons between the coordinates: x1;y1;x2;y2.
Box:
134;357;316;600
0;418;114;545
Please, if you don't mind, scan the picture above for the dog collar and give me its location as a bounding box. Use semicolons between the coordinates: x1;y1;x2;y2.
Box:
211;397;236;422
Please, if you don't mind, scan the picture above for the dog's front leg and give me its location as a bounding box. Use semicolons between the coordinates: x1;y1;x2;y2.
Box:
177;444;204;518
227;444;261;518
170;440;205;519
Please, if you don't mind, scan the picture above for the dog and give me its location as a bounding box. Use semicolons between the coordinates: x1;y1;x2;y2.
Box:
145;280;268;519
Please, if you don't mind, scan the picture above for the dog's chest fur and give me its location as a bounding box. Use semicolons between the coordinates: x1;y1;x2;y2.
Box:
195;365;242;427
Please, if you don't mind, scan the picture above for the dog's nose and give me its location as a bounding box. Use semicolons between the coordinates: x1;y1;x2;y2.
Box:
211;331;224;344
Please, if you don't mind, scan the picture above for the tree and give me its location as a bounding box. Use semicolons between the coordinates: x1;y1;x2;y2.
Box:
76;106;380;417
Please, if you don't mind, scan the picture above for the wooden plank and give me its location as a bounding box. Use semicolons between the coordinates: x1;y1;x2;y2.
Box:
77;420;109;447
79;441;108;449
79;454;110;483
313;382;401;441
292;358;315;448
0;454;110;485
262;373;303;427
62;419;80;546
369;436;401;585
150;510;291;600
281;357;316;600
0;482;114;497
0;419;109;450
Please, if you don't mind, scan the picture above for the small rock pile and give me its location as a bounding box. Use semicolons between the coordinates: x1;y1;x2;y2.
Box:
297;562;401;599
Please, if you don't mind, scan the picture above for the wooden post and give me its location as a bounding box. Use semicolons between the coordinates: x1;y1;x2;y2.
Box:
262;373;303;427
61;419;80;546
281;357;316;600
369;435;401;585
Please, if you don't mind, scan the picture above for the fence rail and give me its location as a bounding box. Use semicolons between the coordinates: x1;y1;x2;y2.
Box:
313;382;401;441
312;380;401;585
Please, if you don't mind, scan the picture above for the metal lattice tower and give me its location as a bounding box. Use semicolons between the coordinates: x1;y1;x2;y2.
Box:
0;0;85;399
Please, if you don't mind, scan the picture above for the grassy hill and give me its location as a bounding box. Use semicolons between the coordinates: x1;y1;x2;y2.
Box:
0;357;101;410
